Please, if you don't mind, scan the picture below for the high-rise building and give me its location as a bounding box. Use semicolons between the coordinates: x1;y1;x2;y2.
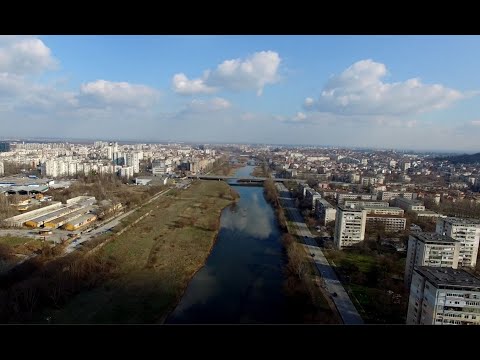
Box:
126;152;140;174
404;232;460;288
436;217;480;268
334;205;367;249
0;142;10;152
406;267;480;325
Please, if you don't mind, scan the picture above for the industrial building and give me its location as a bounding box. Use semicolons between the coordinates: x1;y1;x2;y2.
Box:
406;267;480;325
3;196;96;229
63;213;97;231
404;232;460;288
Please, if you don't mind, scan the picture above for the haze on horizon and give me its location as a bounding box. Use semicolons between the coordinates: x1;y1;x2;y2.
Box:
1;35;479;152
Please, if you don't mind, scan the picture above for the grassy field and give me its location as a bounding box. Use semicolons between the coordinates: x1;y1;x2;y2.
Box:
323;247;407;324
47;180;237;323
0;236;34;247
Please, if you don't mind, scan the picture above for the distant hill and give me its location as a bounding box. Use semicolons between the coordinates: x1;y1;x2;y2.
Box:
437;153;480;164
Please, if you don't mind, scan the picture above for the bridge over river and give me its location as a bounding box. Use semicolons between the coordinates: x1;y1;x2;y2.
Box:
187;175;305;184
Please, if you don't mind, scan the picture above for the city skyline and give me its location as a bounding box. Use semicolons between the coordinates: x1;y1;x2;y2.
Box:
1;35;479;151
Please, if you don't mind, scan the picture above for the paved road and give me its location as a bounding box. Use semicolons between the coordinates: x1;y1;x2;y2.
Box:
64;187;172;254
276;183;364;325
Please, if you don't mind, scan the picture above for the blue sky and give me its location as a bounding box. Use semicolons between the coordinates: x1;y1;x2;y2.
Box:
1;35;480;151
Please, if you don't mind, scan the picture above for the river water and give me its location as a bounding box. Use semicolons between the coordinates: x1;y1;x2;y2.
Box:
166;165;288;323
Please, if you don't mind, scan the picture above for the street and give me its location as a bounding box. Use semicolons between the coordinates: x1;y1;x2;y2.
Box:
64;187;172;254
276;183;364;325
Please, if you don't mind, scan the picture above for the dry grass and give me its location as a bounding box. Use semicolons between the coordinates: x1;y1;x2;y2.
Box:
49;180;236;323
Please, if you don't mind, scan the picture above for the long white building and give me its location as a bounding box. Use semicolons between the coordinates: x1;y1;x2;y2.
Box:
404;232;460;288
436;217;480;268
334;205;367;249
406;267;480;325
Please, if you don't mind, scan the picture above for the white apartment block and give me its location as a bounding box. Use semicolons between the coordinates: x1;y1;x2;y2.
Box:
404;232;460;288
379;191;414;201
119;166;134;178
436;217;480;268
315;198;336;225
0;161;3;176
366;215;406;233
363;206;404;216
334;205;367;249
361;177;377;187
406;267;480;325
125;152;140;174
344;200;389;208
395;197;425;212
337;193;376;205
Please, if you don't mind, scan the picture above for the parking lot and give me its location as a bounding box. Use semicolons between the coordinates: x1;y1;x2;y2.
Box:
0;228;82;244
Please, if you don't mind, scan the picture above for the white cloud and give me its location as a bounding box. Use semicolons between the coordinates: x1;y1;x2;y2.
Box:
171;73;216;95
0;36;57;75
172;51;281;96
186;97;231;112
306;59;464;116
79;80;160;108
303;97;315;109
292;112;307;122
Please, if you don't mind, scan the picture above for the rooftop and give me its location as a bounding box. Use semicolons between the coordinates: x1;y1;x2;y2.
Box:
338;204;365;212
415;266;480;289
442;217;480;226
411;232;458;244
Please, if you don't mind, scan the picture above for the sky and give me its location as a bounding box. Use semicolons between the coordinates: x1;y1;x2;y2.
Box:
1;35;480;152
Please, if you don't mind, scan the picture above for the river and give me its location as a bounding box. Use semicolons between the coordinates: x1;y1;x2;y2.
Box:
166;165;288;323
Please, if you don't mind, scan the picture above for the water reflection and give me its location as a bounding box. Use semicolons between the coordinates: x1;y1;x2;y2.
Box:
221;192;273;239
166;166;287;324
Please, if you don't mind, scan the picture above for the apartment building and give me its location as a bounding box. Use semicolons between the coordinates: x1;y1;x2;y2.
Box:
366;215;406;233
436;217;480;268
406;267;480;325
0;161;3;176
404;232;460;288
334;205;367;249
344;200;389;208
337;193;376;205
379;191;414;201
315;198;336;225
395;197;426;212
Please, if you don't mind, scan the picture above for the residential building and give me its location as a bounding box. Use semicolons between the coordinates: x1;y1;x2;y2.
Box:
0;161;3;176
436;217;480;268
363;206;404;216
406;267;480;325
395;197;426;212
337;192;376;205
0;142;10;152
344;200;389;208
315;198;336;225
379;191;414;201
334;205;367;249
404;232;460;288
366;215;406;233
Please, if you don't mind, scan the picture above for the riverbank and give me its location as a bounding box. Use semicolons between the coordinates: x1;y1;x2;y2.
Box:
38;180;237;323
264;181;341;323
